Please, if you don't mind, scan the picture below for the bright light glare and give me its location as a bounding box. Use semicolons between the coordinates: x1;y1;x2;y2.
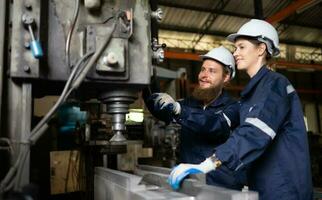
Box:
126;109;144;123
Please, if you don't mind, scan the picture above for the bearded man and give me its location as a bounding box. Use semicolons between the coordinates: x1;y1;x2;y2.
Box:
143;46;246;189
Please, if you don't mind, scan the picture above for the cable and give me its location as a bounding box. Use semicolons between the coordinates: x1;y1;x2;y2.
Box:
0;152;23;192
1;8;119;193
14;148;30;190
65;0;80;68
14;49;92;189
71;16;117;89
30;51;94;140
0;52;93;192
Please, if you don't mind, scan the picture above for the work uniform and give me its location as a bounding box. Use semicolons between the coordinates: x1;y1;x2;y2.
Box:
214;67;313;200
144;91;246;189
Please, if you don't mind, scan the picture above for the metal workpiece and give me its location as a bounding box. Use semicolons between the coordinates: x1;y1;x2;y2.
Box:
95;166;258;200
94;167;193;200
135;165;258;200
136;165;172;174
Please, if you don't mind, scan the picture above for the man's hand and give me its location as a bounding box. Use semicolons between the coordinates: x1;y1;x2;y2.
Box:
168;158;216;190
151;93;181;115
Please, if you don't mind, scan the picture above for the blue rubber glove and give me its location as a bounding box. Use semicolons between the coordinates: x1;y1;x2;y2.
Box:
168;158;216;190
151;93;181;115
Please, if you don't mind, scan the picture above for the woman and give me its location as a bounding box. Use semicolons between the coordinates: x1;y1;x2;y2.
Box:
168;19;313;200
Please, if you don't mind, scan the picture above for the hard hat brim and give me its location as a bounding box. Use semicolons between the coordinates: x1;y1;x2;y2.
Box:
199;55;227;66
226;33;239;42
199;54;226;63
227;33;260;42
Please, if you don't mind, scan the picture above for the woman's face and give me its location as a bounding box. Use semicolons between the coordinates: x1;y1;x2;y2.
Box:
233;38;262;71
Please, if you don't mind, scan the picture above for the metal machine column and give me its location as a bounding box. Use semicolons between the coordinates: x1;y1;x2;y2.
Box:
0;0;6;131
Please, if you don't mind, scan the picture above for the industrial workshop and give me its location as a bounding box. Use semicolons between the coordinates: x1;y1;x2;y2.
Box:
0;0;322;199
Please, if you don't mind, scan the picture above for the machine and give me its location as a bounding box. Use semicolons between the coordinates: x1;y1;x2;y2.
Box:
0;0;258;199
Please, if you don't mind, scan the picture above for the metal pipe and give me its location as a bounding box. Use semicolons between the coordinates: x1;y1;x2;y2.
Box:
254;0;263;19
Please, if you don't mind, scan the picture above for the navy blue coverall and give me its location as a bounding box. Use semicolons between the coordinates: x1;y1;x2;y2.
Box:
214;67;313;200
144;90;246;189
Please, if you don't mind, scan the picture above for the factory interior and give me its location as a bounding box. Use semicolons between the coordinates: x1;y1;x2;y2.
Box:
0;0;322;199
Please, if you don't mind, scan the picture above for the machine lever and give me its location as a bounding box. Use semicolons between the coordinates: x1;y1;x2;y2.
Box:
22;13;43;59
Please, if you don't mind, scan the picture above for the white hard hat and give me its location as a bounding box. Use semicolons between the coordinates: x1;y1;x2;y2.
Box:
200;46;236;79
227;19;280;57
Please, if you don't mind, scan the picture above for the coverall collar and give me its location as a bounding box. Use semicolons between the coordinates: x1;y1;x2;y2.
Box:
240;66;270;98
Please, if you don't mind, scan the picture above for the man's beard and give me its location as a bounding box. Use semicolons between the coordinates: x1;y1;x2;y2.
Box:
192;84;223;103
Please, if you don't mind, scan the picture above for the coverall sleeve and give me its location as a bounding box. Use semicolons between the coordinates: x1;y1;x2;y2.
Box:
175;102;240;139
215;78;291;170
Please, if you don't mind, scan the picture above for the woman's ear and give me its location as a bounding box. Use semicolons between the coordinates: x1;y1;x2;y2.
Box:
258;43;266;56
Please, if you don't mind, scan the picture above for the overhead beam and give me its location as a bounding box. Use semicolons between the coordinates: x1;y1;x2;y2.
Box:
164;50;322;71
266;0;314;24
274;60;322;71
160;24;227;37
158;1;322;29
160;24;322;48
164;51;200;61
190;0;230;48
158;1;253;18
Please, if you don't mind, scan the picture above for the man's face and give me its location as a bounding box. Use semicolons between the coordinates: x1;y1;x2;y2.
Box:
198;59;229;89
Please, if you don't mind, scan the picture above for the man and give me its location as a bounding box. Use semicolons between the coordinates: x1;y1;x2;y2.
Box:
144;46;245;189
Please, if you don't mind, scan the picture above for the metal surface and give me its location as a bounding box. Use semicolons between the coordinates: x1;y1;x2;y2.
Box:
94;167;195;200
14;83;32;189
156;66;186;79
10;0;41;78
0;0;6;129
94;166;259;200
99;90;138;142
45;0;152;85
6;81;32;189
1;0;154;193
